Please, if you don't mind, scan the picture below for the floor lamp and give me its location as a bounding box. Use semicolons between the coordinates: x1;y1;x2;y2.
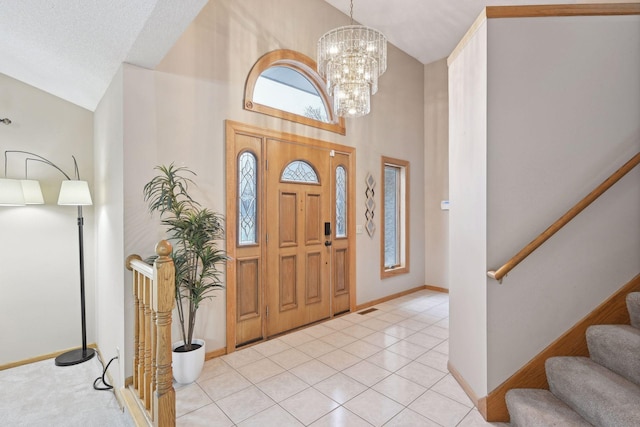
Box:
1;149;95;366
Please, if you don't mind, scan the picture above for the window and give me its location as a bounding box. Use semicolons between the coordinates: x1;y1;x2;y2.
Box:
381;157;409;277
336;166;347;238
254;66;328;123
244;49;345;135
238;151;257;245
281;160;319;184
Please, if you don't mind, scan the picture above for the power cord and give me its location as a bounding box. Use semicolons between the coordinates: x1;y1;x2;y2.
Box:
93;352;118;391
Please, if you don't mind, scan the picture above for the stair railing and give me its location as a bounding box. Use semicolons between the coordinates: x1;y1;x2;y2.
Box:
125;240;176;427
488;151;640;282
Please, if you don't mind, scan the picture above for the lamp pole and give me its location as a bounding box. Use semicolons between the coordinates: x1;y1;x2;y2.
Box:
2;150;95;366
55;204;95;366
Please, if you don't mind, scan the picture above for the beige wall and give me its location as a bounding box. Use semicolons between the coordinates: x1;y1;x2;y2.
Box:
424;58;449;289
448;13;640;398
116;0;427;353
485;14;640;391
0;73;94;365
448;20;489;396
94;63;167;384
94;66;126;383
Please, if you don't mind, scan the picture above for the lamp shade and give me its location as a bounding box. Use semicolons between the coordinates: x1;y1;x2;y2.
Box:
58;180;92;206
0;178;26;206
21;179;44;204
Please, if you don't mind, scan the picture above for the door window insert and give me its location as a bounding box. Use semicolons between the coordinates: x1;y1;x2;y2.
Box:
281;160;319;184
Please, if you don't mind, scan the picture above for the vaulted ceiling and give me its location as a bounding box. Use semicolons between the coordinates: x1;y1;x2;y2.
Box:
0;0;587;111
0;0;208;111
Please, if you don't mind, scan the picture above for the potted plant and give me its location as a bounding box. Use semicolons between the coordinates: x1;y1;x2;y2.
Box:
143;164;227;384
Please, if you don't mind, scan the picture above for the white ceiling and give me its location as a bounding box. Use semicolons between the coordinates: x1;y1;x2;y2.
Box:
0;0;207;111
0;0;597;112
323;0;590;64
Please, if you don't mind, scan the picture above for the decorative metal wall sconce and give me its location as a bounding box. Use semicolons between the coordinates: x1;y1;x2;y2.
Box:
365;172;375;237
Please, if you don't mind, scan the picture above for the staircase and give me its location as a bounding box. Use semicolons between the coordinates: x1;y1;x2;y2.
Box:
506;293;640;426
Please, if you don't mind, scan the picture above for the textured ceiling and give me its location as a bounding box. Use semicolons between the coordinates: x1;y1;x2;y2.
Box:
0;0;207;111
0;0;608;111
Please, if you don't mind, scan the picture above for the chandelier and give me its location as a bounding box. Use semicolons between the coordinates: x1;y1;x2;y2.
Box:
317;0;387;118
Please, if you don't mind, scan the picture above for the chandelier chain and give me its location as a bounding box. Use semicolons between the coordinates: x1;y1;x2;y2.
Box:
349;0;354;24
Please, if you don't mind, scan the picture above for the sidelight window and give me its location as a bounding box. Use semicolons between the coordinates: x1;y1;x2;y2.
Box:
336;166;347;238
381;157;410;277
238;151;257;245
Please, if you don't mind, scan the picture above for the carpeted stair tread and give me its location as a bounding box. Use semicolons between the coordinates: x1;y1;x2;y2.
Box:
627;293;640;329
546;356;640;427
506;388;592;426
587;324;640;386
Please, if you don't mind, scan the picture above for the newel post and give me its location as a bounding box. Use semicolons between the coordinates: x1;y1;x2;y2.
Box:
152;240;176;426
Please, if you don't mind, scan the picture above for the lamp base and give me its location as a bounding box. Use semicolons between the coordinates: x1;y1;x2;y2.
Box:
55;348;96;366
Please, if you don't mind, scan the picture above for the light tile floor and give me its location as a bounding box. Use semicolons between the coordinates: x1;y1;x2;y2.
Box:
176;290;509;426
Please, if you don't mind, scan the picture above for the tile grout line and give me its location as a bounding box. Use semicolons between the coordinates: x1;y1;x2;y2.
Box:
176;291;491;426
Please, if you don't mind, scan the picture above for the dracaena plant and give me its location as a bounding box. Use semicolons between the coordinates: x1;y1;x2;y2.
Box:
143;164;227;352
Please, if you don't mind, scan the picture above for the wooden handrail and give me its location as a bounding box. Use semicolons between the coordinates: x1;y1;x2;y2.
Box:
488;151;640;282
124;240;176;427
127;256;153;278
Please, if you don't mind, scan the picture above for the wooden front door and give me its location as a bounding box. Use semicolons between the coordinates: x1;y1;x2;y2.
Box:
226;121;356;351
265;139;331;336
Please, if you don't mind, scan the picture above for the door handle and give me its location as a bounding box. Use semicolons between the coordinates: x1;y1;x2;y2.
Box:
324;240;332;246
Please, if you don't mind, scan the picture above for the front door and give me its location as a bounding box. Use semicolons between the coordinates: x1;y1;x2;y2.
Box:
225;121;355;351
265;139;331;336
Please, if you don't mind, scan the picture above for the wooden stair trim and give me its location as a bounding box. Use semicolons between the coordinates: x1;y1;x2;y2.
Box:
486;3;640;19
485;273;640;422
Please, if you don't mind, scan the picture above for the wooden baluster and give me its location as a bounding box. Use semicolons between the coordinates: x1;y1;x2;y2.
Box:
133;271;140;392
151;306;157;421
153;240;176;427
125;255;143;396
143;276;152;410
136;277;145;399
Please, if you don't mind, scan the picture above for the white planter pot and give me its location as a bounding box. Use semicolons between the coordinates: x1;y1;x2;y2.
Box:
172;339;206;384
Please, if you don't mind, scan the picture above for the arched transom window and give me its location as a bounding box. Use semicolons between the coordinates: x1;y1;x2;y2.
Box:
244;49;345;135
